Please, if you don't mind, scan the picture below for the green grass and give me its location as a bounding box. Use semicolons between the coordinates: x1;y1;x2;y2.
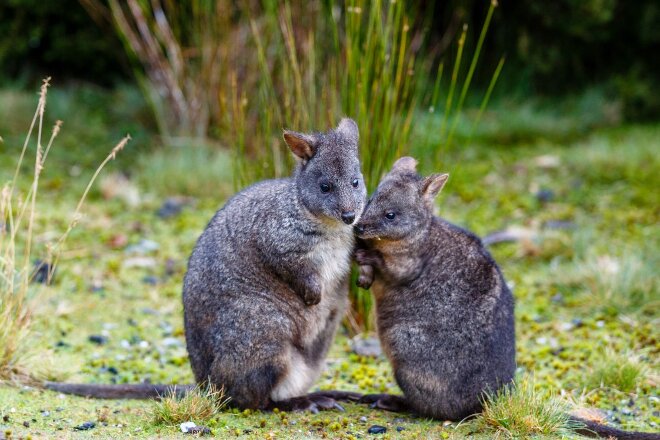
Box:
583;352;646;393
480;377;579;438
151;385;229;427
0;85;658;438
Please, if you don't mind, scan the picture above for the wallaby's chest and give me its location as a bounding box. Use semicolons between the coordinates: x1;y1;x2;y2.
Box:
310;230;354;292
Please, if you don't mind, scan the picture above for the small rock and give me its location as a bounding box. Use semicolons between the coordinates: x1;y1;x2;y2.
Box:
393;418;406;423
88;335;108;345
351;336;383;357
142;275;158;285
571;318;584;328
396;426;405;432
125;239;160;255
123;257;157;269
74;421;96;431
55;340;69;348
107;366;119;375
551;293;564;304
41;410;50;417
559;322;573;331
156;198;184;219
180;421;197;433
31;259;54;285
141;307;159;315
367;425;387;434
2;415;9;422
162;337;182;347
359;416;368;423
23;421;30;428
535;189;554;203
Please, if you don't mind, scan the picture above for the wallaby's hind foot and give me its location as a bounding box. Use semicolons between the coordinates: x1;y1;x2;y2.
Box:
307;390;363;402
359;393;410;413
269;393;347;413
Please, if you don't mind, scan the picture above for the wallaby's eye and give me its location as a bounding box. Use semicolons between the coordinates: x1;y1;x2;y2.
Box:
352;178;359;188
320;183;332;193
385;212;396;220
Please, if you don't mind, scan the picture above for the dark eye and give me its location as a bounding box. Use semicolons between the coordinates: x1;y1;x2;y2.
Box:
385;212;396;220
352;178;359;188
320;183;331;193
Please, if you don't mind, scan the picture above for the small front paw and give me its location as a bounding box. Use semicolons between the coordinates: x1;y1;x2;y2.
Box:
301;280;322;306
357;264;374;289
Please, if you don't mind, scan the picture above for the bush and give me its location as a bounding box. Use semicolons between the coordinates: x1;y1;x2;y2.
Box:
0;0;128;86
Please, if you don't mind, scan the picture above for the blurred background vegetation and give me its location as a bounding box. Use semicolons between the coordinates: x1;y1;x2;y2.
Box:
1;0;658;331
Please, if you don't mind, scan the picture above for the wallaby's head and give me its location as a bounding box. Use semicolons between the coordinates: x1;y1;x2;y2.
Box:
354;157;448;242
284;118;366;226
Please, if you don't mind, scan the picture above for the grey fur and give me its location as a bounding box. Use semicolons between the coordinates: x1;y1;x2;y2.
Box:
183;119;367;410
354;157;516;420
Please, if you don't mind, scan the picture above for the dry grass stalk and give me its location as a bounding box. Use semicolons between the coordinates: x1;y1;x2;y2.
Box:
0;79;129;383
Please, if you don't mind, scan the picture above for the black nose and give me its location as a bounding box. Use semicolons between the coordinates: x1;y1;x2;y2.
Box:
354;224;365;235
341;211;356;225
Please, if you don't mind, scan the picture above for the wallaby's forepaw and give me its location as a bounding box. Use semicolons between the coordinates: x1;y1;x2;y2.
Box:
357;264;374;289
301;279;322;306
354;249;382;267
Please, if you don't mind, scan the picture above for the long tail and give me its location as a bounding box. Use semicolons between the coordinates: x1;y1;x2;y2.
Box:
44;382;194;400
571;416;660;440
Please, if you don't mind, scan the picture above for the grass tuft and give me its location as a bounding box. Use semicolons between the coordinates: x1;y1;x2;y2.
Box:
151;385;229;427
584;352;645;393
480;377;579;438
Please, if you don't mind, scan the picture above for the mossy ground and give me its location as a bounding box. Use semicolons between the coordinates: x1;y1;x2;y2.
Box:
0;88;658;438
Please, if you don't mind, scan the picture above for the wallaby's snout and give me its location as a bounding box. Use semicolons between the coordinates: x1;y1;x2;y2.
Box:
341;211;356;225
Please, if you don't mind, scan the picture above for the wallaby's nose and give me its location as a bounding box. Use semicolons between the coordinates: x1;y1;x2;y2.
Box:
354;224;365;235
341;211;356;225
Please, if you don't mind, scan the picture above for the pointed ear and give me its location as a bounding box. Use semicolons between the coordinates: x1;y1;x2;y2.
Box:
421;173;449;199
391;156;418;174
336;118;359;144
283;130;316;161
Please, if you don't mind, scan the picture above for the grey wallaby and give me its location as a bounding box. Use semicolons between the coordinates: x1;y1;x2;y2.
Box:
352;157;659;440
47;119;367;412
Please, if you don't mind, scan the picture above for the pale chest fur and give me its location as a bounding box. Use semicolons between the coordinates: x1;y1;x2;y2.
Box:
300;227;353;344
311;228;354;292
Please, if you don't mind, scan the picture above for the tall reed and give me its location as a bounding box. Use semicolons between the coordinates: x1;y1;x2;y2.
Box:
0;79;128;383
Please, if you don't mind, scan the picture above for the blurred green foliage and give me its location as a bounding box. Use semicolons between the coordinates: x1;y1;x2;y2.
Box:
1;0;657;118
0;0;128;86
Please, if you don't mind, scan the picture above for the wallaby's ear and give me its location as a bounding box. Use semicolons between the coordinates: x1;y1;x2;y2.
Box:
391;156;418;174
336;118;359;144
421;173;449;199
283;130;316;161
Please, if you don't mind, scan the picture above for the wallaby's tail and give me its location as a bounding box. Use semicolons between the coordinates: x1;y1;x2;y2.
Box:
571;416;660;440
44;382;193;400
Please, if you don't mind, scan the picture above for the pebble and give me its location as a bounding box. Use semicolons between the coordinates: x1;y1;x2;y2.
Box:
351;336;383;357
74;421;96;431
180;421;197;433
536;188;554;202
88;335;108;345
125;239;160;254
142;275;159;285
359;416;368;423
156;198;184;219
396;426;405;432
367;425;387;434
31;260;54;284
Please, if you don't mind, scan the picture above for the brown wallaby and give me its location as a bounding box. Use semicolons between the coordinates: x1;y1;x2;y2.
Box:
352;157;659;440
47;119;367;413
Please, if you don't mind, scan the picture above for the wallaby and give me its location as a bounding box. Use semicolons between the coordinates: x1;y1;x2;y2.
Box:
353;157;659;440
47;119;366;412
